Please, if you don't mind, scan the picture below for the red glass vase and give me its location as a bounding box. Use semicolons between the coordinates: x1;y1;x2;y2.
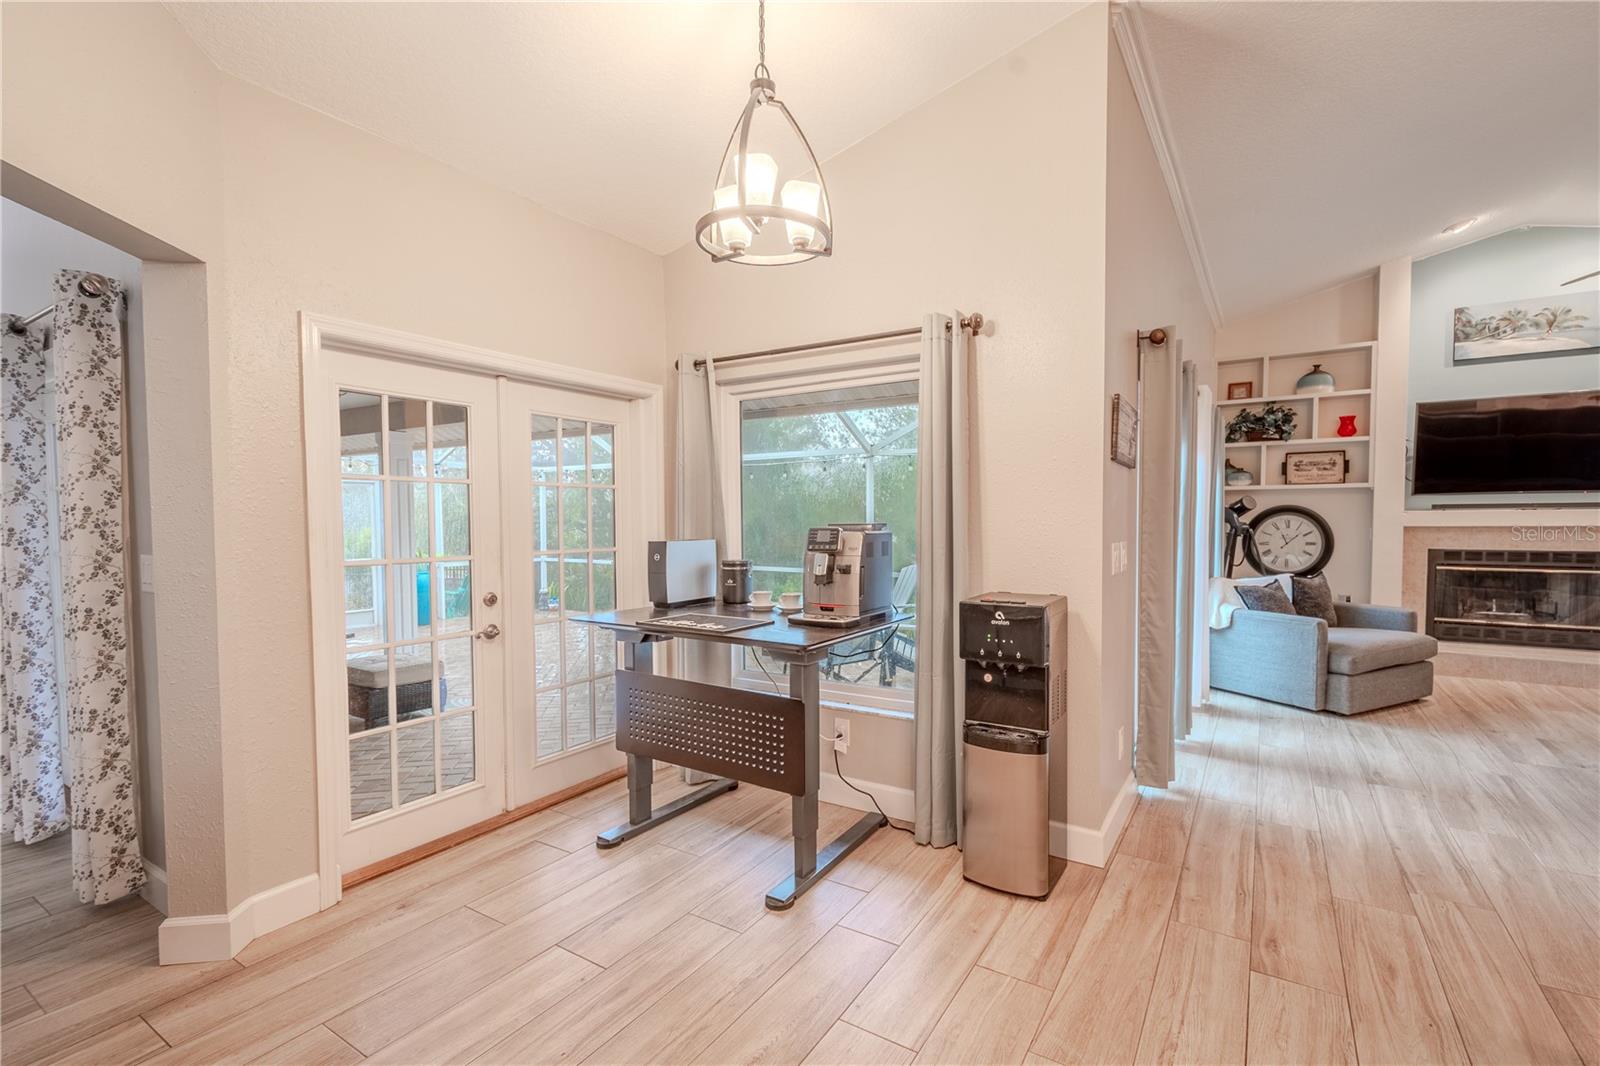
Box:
1336;414;1359;438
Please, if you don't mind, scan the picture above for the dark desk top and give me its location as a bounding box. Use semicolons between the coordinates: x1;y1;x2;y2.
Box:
569;603;911;656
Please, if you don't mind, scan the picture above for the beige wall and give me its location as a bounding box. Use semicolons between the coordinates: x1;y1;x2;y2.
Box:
664;7;1119;833
4;1;666;910
1103;40;1216;811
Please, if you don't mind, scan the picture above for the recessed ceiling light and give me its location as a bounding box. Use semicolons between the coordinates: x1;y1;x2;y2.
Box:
1441;217;1479;235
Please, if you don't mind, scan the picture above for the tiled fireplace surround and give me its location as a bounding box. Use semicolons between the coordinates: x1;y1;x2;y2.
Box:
1402;524;1600;688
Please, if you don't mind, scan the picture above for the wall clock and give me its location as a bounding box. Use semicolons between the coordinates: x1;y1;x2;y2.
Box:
1243;505;1335;576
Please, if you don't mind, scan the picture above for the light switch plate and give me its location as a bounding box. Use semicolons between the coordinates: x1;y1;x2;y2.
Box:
139;555;155;594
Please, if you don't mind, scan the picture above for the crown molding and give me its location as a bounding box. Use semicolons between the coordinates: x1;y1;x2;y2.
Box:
1111;2;1225;329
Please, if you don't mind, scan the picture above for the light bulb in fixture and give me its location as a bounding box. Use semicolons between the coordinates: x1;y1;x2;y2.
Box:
781;180;821;249
1440;217;1479;235
713;185;751;251
736;152;778;209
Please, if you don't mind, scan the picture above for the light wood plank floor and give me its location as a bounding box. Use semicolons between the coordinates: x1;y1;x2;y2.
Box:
2;676;1596;1065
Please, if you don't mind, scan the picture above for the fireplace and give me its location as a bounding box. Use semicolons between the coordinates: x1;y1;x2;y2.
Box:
1426;549;1600;651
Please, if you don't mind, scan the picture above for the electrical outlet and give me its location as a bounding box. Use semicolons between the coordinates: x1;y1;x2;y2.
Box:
833;718;850;754
1110;542;1119;576
1117;726;1127;761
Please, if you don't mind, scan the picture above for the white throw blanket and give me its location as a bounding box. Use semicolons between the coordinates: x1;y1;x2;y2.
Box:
1208;574;1294;629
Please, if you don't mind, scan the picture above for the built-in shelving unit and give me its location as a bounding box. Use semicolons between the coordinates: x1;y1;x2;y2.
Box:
1218;342;1376;491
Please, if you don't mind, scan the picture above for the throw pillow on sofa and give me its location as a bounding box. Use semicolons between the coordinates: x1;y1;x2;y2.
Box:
1291;572;1339;625
1235;582;1295;614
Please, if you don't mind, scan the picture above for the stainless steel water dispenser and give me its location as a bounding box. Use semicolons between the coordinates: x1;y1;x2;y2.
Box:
959;592;1068;897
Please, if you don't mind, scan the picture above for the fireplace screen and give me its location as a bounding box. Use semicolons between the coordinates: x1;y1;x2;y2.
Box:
1426;549;1600;651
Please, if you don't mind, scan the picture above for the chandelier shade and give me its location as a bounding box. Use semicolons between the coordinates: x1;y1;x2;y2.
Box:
694;3;832;266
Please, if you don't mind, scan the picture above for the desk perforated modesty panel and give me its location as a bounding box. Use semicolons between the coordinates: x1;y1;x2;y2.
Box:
615;672;807;795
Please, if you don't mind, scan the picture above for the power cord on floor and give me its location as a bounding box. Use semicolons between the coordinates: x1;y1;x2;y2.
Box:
833;744;912;835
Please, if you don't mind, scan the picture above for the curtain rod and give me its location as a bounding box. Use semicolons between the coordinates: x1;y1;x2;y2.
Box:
6;277;128;335
681;312;985;372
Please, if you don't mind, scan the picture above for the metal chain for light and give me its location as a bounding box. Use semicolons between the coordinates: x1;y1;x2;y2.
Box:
755;0;768;79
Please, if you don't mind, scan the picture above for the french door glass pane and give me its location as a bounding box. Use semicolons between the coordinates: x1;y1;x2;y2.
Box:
349;732;392;819
534;623;561;688
439;636;473;710
536;692;562;758
397;722;437;805
531;416;558;483
347;648;390;733
560;423;587;482
530;414;620;760
393;644;435;722
435;484;470;556
441;712;475;790
342;481;382;561
590;424;614;485
563;621;590;683
592;488;615;548
565;683;593;747
432;403;469;479
343;390;481;820
340;392;383;474
344;565;386;647
436;562;471;633
534;487;558;551
560;486;588;549
391;482;429;558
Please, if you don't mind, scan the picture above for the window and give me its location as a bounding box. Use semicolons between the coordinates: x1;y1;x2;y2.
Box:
737;380;919;711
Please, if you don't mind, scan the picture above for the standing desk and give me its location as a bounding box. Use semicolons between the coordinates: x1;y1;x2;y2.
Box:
568;603;908;910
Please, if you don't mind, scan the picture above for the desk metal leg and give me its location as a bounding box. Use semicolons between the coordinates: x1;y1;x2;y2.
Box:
766;660;886;909
597;639;737;849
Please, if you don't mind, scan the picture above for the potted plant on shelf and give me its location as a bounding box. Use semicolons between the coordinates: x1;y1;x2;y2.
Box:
1226;403;1298;442
1258;402;1298;440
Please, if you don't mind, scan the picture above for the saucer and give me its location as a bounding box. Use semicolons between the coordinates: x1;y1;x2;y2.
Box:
775;604;803;614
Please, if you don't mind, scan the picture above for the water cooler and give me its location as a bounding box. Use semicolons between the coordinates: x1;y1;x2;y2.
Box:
959;592;1068;897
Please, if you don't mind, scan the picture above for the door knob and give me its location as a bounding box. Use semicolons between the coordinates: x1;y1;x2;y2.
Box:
474;623;501;641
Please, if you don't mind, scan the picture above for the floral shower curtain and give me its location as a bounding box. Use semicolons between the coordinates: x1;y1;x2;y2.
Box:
2;270;143;904
2;317;69;842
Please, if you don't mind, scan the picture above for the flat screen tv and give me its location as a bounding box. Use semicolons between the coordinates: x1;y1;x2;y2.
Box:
1412;389;1600;495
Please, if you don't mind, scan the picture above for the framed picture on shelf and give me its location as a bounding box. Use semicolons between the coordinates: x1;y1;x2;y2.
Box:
1226;381;1254;400
1282;449;1348;485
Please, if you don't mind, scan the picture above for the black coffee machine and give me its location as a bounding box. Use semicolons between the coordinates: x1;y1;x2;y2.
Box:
958;592;1068;897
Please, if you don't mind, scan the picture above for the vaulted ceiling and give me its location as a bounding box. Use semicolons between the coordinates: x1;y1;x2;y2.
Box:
167;2;1599;320
1125;1;1600;320
166;1;1079;256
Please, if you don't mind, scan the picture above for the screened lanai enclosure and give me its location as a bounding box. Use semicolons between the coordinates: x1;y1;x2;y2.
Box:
739;381;920;698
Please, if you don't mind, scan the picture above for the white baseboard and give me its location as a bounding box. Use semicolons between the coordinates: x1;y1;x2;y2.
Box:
820;771;915;824
158;872;320;965
1050;771;1137;868
141;858;169;915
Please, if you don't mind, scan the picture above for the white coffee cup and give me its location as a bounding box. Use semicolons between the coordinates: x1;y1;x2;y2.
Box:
750;590;773;607
779;591;803;609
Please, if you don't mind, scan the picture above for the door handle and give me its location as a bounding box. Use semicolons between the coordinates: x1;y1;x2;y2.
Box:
474;623;501;641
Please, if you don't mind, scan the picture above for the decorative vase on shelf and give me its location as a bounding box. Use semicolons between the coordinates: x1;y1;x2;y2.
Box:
1295;363;1336;395
1336;414;1359;438
1225;462;1253;486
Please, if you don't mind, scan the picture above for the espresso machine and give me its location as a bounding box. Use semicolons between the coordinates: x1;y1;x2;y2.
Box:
959;591;1069;897
794;524;894;628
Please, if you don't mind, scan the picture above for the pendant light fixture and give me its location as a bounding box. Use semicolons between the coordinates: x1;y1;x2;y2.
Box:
695;0;833;265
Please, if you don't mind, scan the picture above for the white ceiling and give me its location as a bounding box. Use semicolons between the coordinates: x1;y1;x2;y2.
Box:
1129;1;1600;320
167;1;1080;256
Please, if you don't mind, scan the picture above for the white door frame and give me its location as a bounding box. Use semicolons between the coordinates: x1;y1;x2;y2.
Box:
300;312;664;909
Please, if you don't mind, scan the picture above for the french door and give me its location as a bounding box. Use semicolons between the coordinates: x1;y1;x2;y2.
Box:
501;382;635;807
321;353;632;878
